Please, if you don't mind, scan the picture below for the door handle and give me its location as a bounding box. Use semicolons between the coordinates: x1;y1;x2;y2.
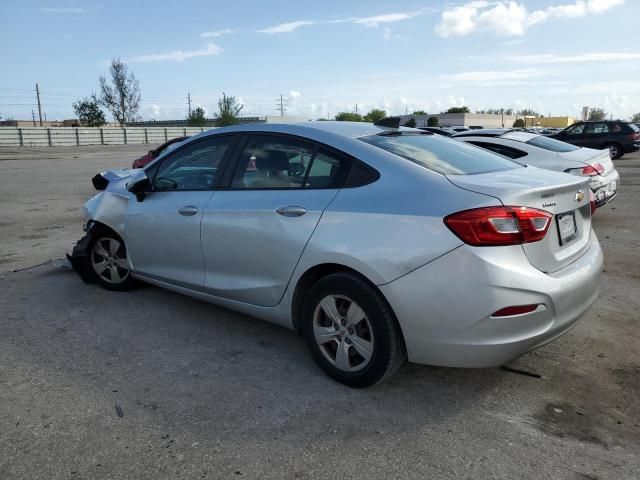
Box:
276;205;307;217
178;205;199;216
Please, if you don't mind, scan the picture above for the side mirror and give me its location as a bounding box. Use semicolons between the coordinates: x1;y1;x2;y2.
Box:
126;170;151;202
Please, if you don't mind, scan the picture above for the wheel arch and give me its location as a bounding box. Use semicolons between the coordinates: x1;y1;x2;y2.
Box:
290;263;403;339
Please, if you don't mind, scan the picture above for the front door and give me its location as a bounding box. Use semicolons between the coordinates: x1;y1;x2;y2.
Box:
124;134;236;289
201;133;350;306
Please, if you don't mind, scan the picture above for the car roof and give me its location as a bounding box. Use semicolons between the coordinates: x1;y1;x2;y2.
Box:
199;121;421;140
452;128;517;138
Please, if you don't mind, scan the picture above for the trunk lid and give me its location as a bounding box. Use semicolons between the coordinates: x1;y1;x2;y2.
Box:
447;166;592;273
560;148;615;176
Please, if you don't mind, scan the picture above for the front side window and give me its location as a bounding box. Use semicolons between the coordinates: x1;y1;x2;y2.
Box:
153;136;233;191
232;135;349;189
565;124;585;135
360;133;520;175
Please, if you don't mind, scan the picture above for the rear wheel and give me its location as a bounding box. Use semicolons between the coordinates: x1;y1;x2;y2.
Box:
607;143;623;159
302;272;406;387
87;229;136;291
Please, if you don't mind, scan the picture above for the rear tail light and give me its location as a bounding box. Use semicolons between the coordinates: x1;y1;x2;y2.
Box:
589;189;596;215
444;206;552;246
565;163;604;177
629;133;640;141
492;304;540;317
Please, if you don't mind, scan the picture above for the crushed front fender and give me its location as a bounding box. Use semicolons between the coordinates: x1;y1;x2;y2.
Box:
66;230;95;283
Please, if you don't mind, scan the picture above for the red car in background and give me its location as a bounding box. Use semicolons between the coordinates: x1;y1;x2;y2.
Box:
131;136;189;168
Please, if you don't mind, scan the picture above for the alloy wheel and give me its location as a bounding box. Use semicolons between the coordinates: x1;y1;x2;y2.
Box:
90;237;130;284
313;294;374;372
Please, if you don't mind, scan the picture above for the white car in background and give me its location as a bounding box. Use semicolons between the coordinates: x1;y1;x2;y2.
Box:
453;129;620;208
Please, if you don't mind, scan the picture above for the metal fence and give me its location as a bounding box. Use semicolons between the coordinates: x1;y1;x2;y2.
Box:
0;127;217;147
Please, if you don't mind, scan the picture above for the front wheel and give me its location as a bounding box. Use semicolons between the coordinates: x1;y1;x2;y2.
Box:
86;230;136;291
302;272;406;387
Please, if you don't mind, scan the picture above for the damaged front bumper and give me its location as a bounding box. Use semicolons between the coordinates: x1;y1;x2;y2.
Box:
66;227;95;283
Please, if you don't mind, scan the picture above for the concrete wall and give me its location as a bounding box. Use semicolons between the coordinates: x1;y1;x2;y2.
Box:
0;127;216;147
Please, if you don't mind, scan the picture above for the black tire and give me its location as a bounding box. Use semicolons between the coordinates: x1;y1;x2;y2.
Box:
302;272;406;387
607;143;623;159
85;227;137;291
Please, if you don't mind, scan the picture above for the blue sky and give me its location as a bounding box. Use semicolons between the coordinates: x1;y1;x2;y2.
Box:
1;0;639;121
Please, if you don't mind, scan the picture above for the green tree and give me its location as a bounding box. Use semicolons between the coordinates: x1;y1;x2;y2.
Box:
335;112;363;122
99;58;141;125
73;95;106;127
631;112;640;123
363;108;387;123
588;108;607;121
518;108;539;117
215;93;243;126
427;116;439;126
187;106;207;127
445;106;470;114
412;110;427;116
513;119;525;128
404;118;417;128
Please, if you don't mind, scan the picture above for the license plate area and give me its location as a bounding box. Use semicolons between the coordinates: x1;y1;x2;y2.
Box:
556;211;577;246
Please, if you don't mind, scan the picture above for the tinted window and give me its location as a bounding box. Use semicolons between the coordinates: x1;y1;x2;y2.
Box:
468;141;528;159
565;124;585;135
584;122;608;134
525;135;580;152
231;135;349;189
360;133;520;175
153;136;233;191
630;123;640;132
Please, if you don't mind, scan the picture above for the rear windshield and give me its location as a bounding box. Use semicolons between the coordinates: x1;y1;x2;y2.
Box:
630;123;640;132
360;133;520;175
525;135;580;153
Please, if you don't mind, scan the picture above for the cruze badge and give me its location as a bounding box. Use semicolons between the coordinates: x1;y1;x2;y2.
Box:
575;190;585;202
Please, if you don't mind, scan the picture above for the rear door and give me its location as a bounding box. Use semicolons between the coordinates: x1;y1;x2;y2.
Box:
124;134;237;288
200;133;351;306
582;122;609;149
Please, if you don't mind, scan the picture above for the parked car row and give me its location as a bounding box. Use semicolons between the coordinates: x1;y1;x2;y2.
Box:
72;117;610;387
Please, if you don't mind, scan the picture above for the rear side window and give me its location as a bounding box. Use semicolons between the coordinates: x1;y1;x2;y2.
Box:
525;135;580;152
468;141;528;159
360;133;520;175
584;122;608;134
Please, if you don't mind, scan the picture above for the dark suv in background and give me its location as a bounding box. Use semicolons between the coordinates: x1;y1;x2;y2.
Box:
551;120;640;159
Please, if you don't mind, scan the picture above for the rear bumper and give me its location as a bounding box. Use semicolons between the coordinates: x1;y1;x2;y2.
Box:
380;230;603;367
590;170;619;208
624;142;640;153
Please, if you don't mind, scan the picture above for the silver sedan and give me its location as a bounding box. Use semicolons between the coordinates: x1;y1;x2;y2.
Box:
70;121;603;387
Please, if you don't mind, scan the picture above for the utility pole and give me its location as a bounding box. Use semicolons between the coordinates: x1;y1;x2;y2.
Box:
405;106;409;115
31;110;36;126
276;94;287;116
187;92;192;116
35;83;43;127
355;104;358;115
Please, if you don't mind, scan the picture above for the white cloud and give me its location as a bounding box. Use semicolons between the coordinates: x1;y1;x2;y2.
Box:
200;29;236;38
258;7;432;34
290;90;301;98
258;21;315;34
353;13;413;27
504;52;640;63
443;68;543;82
436;0;626;37
125;43;222;63
41;7;84;13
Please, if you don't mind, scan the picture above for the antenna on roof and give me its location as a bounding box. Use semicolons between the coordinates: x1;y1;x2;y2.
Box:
374;116;401;129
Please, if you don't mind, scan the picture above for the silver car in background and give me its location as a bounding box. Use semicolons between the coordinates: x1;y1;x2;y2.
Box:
453;129;620;208
70;121;603;387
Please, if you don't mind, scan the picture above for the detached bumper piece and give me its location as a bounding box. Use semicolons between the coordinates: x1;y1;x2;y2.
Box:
91;173;109;191
66;231;95;283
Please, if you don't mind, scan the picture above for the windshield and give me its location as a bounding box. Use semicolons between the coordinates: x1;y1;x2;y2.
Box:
360;133;521;175
525;135;580;153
